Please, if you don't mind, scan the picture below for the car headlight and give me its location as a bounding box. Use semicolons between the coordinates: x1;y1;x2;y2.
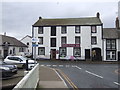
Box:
0;67;10;70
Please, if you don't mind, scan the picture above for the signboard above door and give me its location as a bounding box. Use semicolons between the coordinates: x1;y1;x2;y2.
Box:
62;44;80;47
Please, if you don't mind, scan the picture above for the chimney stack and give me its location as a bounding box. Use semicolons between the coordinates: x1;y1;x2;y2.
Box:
4;32;6;36
39;16;42;19
96;12;100;18
115;17;119;29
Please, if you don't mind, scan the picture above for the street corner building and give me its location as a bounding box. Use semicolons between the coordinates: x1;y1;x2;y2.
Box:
0;35;28;59
32;13;120;61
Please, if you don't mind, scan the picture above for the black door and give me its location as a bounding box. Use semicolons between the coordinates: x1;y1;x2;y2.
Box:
4;50;8;58
51;49;56;60
118;52;120;61
85;49;90;60
92;48;102;61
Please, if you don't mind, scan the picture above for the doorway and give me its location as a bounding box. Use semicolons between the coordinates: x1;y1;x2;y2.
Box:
4;50;8;59
51;49;56;60
92;48;102;61
118;52;120;61
85;49;90;60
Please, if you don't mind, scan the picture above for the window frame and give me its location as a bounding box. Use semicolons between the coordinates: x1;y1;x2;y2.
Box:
106;50;116;60
38;37;43;45
61;26;67;34
59;47;67;57
51;26;56;36
75;26;81;33
38;47;45;55
61;37;67;45
75;36;80;44
51;38;56;47
106;39;116;50
38;27;43;34
73;47;81;57
91;26;97;33
91;36;97;45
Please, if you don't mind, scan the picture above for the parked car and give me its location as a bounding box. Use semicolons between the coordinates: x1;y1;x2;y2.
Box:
0;61;17;78
24;52;32;58
4;56;37;69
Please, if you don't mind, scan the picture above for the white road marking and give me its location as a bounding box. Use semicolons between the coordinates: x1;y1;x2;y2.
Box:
53;69;68;87
46;65;51;67
85;70;103;79
114;82;120;86
71;65;77;67
52;65;57;67
40;65;44;66
66;65;70;67
59;65;63;67
75;66;82;70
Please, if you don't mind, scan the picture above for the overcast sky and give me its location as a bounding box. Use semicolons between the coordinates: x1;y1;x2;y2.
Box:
0;0;120;40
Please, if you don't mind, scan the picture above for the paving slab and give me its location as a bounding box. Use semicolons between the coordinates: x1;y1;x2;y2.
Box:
39;66;68;88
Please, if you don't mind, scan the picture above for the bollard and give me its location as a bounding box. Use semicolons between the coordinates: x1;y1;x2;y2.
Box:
26;60;28;71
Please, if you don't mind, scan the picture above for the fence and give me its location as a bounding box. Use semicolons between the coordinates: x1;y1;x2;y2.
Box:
13;63;39;89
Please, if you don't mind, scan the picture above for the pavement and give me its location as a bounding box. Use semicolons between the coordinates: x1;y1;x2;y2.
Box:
38;66;68;88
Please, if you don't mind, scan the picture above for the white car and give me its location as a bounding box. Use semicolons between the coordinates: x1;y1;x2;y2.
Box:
4;56;37;69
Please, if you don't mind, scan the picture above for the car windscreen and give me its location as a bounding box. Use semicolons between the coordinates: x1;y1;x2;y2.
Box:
20;56;27;61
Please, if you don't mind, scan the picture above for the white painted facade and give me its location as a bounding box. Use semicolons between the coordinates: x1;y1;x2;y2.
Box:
21;35;32;53
33;25;103;60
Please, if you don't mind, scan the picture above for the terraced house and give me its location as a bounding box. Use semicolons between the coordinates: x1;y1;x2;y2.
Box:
32;13;104;61
0;35;28;59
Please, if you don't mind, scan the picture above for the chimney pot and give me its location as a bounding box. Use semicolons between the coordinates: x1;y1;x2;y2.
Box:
96;12;100;18
116;17;119;29
39;16;42;19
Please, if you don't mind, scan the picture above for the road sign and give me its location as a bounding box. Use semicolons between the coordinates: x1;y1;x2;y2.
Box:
32;44;38;47
32;38;39;42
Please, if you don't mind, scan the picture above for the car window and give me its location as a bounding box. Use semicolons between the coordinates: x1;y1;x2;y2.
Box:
20;56;27;61
8;57;19;61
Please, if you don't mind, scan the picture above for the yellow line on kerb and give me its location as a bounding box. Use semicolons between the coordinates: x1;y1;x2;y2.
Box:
55;69;79;90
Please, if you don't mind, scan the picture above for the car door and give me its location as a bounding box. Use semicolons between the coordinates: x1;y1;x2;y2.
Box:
7;57;20;64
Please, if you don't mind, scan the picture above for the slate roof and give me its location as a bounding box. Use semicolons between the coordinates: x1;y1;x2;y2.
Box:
103;28;120;39
33;17;102;26
0;35;28;47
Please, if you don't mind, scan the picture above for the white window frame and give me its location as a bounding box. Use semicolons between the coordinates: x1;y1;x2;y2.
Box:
73;47;81;57
59;47;66;57
38;47;45;55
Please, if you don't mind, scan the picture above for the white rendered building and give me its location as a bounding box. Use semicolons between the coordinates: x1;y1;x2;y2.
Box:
103;28;120;61
21;35;32;54
32;13;103;61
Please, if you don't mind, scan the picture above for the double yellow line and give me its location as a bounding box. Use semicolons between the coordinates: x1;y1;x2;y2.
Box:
55;69;79;90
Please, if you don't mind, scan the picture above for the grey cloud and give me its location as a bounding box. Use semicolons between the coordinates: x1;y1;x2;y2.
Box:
1;2;118;39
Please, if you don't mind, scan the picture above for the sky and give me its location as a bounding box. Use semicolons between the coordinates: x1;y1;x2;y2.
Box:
0;0;120;40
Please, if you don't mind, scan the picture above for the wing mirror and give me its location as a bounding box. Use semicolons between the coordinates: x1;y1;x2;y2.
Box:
19;59;23;62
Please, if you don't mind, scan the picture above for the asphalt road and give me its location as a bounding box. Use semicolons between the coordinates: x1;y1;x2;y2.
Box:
38;60;120;89
1;69;24;89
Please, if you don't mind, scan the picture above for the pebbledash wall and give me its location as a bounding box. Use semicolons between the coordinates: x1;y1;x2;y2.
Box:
32;13;104;61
